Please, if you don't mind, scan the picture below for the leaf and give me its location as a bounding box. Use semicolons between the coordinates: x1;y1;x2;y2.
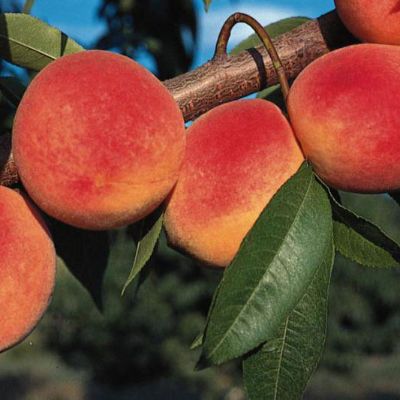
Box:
191;278;223;351
122;209;164;295
328;190;400;268
190;332;204;350
0;76;26;107
49;219;110;311
257;84;287;111
0;13;84;71
231;17;310;56
333;221;400;268
203;0;212;12
199;163;333;366
242;236;334;400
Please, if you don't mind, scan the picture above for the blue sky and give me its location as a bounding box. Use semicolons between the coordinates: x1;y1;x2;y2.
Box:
23;0;335;69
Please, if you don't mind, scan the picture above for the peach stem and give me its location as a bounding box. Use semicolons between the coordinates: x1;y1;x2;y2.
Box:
214;12;290;104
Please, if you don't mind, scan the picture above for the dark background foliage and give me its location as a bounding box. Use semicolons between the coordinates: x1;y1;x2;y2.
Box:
96;0;197;79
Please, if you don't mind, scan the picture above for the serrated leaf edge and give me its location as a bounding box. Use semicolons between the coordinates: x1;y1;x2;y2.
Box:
247;238;334;400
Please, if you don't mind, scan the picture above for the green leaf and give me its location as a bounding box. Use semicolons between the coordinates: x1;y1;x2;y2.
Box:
199;163;333;366
257;84;287;111
231;17;310;56
203;0;212;12
333;221;400;268
0;13;84;71
190;332;204;350
191;279;223;351
257;84;280;100
0;76;26;107
121;209;163;295
328;191;400;268
243;235;334;400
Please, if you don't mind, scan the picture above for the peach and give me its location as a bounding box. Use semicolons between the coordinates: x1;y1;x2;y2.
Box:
335;0;400;45
287;44;400;193
0;187;55;352
164;99;304;268
12;50;185;230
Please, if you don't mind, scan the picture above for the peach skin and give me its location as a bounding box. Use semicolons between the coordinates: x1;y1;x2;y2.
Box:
335;0;400;45
13;50;185;230
164;99;304;268
288;44;400;193
0;187;56;352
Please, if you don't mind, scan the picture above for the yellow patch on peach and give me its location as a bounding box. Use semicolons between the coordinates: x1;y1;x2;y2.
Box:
165;99;303;267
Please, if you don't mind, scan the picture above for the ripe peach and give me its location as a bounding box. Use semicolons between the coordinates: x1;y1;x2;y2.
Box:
335;0;400;45
164;99;304;268
287;44;400;193
13;50;185;230
0;187;56;352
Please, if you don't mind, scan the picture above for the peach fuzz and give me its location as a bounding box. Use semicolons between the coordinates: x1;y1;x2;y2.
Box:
335;0;400;45
287;44;400;193
164;99;304;268
0;187;56;352
12;50;185;230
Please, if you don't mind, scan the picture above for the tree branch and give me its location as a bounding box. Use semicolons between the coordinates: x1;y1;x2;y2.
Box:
165;10;355;121
0;10;355;187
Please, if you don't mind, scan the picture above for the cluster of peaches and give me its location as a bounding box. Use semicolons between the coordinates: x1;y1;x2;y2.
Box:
1;0;400;353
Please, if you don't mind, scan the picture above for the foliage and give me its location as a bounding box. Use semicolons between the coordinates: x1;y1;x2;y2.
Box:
40;233;228;393
0;2;20;148
0;13;83;71
230;17;310;55
96;0;197;79
122;207;164;295
323;193;400;371
200;164;332;366
243;239;334;400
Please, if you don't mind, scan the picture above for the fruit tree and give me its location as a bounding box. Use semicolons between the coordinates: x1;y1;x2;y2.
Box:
1;1;400;399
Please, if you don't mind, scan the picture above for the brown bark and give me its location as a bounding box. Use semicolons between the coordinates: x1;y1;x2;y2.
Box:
0;9;355;187
0;133;17;187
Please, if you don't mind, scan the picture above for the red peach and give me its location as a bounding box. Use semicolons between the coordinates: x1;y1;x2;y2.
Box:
287;44;400;193
164;99;304;268
0;187;56;352
13;50;185;230
335;0;400;45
